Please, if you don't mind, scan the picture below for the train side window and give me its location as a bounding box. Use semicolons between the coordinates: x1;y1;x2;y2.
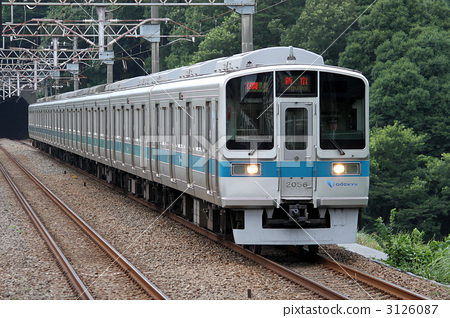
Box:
130;106;135;141
88;108;92;137
114;107;119;140
162;107;167;146
125;108;130;139
67;109;71;135
112;106;116;150
177;106;183;148
121;106;125;142
196;106;203;151
135;107;140;142
170;103;175;146
100;109;104;138
93;109;97;143
97;108;101;148
91;109;94;146
206;101;211;145
95;108;102;138
84;107;87;144
156;104;160;144
185;102;191;151
142;105;145;141
78;107;84;145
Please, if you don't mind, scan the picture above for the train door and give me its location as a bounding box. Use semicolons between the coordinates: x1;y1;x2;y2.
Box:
280;102;314;199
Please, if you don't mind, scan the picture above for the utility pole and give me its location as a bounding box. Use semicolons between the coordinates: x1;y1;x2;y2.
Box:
225;0;255;53
107;12;113;84
96;6;114;84
73;40;79;91
151;0;160;73
52;37;60;95
241;14;253;53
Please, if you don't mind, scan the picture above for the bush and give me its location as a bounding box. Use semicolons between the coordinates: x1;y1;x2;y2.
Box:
375;209;450;284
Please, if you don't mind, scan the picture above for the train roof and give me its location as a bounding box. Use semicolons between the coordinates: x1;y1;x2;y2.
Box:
105;46;324;92
36;46;324;103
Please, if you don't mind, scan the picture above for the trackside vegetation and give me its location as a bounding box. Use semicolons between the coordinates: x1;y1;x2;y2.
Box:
374;209;450;285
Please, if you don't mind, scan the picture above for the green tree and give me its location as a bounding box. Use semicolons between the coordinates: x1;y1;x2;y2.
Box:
254;0;305;49
190;13;241;64
339;0;450;81
370;26;450;156
281;0;357;65
401;154;450;239
368;122;426;226
158;6;231;69
369;123;449;239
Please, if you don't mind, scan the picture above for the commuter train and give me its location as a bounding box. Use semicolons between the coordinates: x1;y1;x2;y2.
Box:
29;47;369;249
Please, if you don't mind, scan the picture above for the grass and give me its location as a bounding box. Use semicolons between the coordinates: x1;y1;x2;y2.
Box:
356;231;383;251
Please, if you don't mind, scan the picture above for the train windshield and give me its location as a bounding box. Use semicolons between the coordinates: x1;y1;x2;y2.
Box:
320;72;366;150
226;72;274;150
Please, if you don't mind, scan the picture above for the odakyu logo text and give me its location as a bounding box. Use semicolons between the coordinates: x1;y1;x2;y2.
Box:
327;181;358;188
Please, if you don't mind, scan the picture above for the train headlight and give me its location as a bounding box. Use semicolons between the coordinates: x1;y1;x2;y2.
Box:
246;164;260;175
332;163;361;175
332;164;346;175
231;163;261;176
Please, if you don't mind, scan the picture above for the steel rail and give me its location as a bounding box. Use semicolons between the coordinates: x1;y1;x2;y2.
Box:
0;160;93;300
317;256;430;300
0;145;169;300
25;146;348;300
127;196;349;300
168;213;349;300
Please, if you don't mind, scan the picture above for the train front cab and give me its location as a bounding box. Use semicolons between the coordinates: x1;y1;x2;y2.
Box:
224;68;369;246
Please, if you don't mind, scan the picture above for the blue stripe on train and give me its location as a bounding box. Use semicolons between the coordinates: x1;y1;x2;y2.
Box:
30;128;369;178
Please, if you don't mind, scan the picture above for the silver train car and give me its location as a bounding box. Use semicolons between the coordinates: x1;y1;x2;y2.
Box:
29;47;369;248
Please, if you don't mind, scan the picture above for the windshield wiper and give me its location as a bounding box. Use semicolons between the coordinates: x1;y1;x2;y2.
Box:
248;140;261;156
321;127;345;155
329;137;346;155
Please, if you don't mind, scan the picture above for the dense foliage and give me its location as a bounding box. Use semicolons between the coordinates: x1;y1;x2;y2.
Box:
3;0;449;240
375;210;450;284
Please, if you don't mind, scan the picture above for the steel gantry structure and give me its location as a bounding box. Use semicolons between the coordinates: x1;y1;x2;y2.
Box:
1;0;255;101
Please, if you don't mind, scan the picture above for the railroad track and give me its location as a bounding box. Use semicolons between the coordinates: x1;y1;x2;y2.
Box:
16;140;431;300
317;254;429;300
0;144;168;300
122;186;430;300
265;246;430;300
164;212;430;300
